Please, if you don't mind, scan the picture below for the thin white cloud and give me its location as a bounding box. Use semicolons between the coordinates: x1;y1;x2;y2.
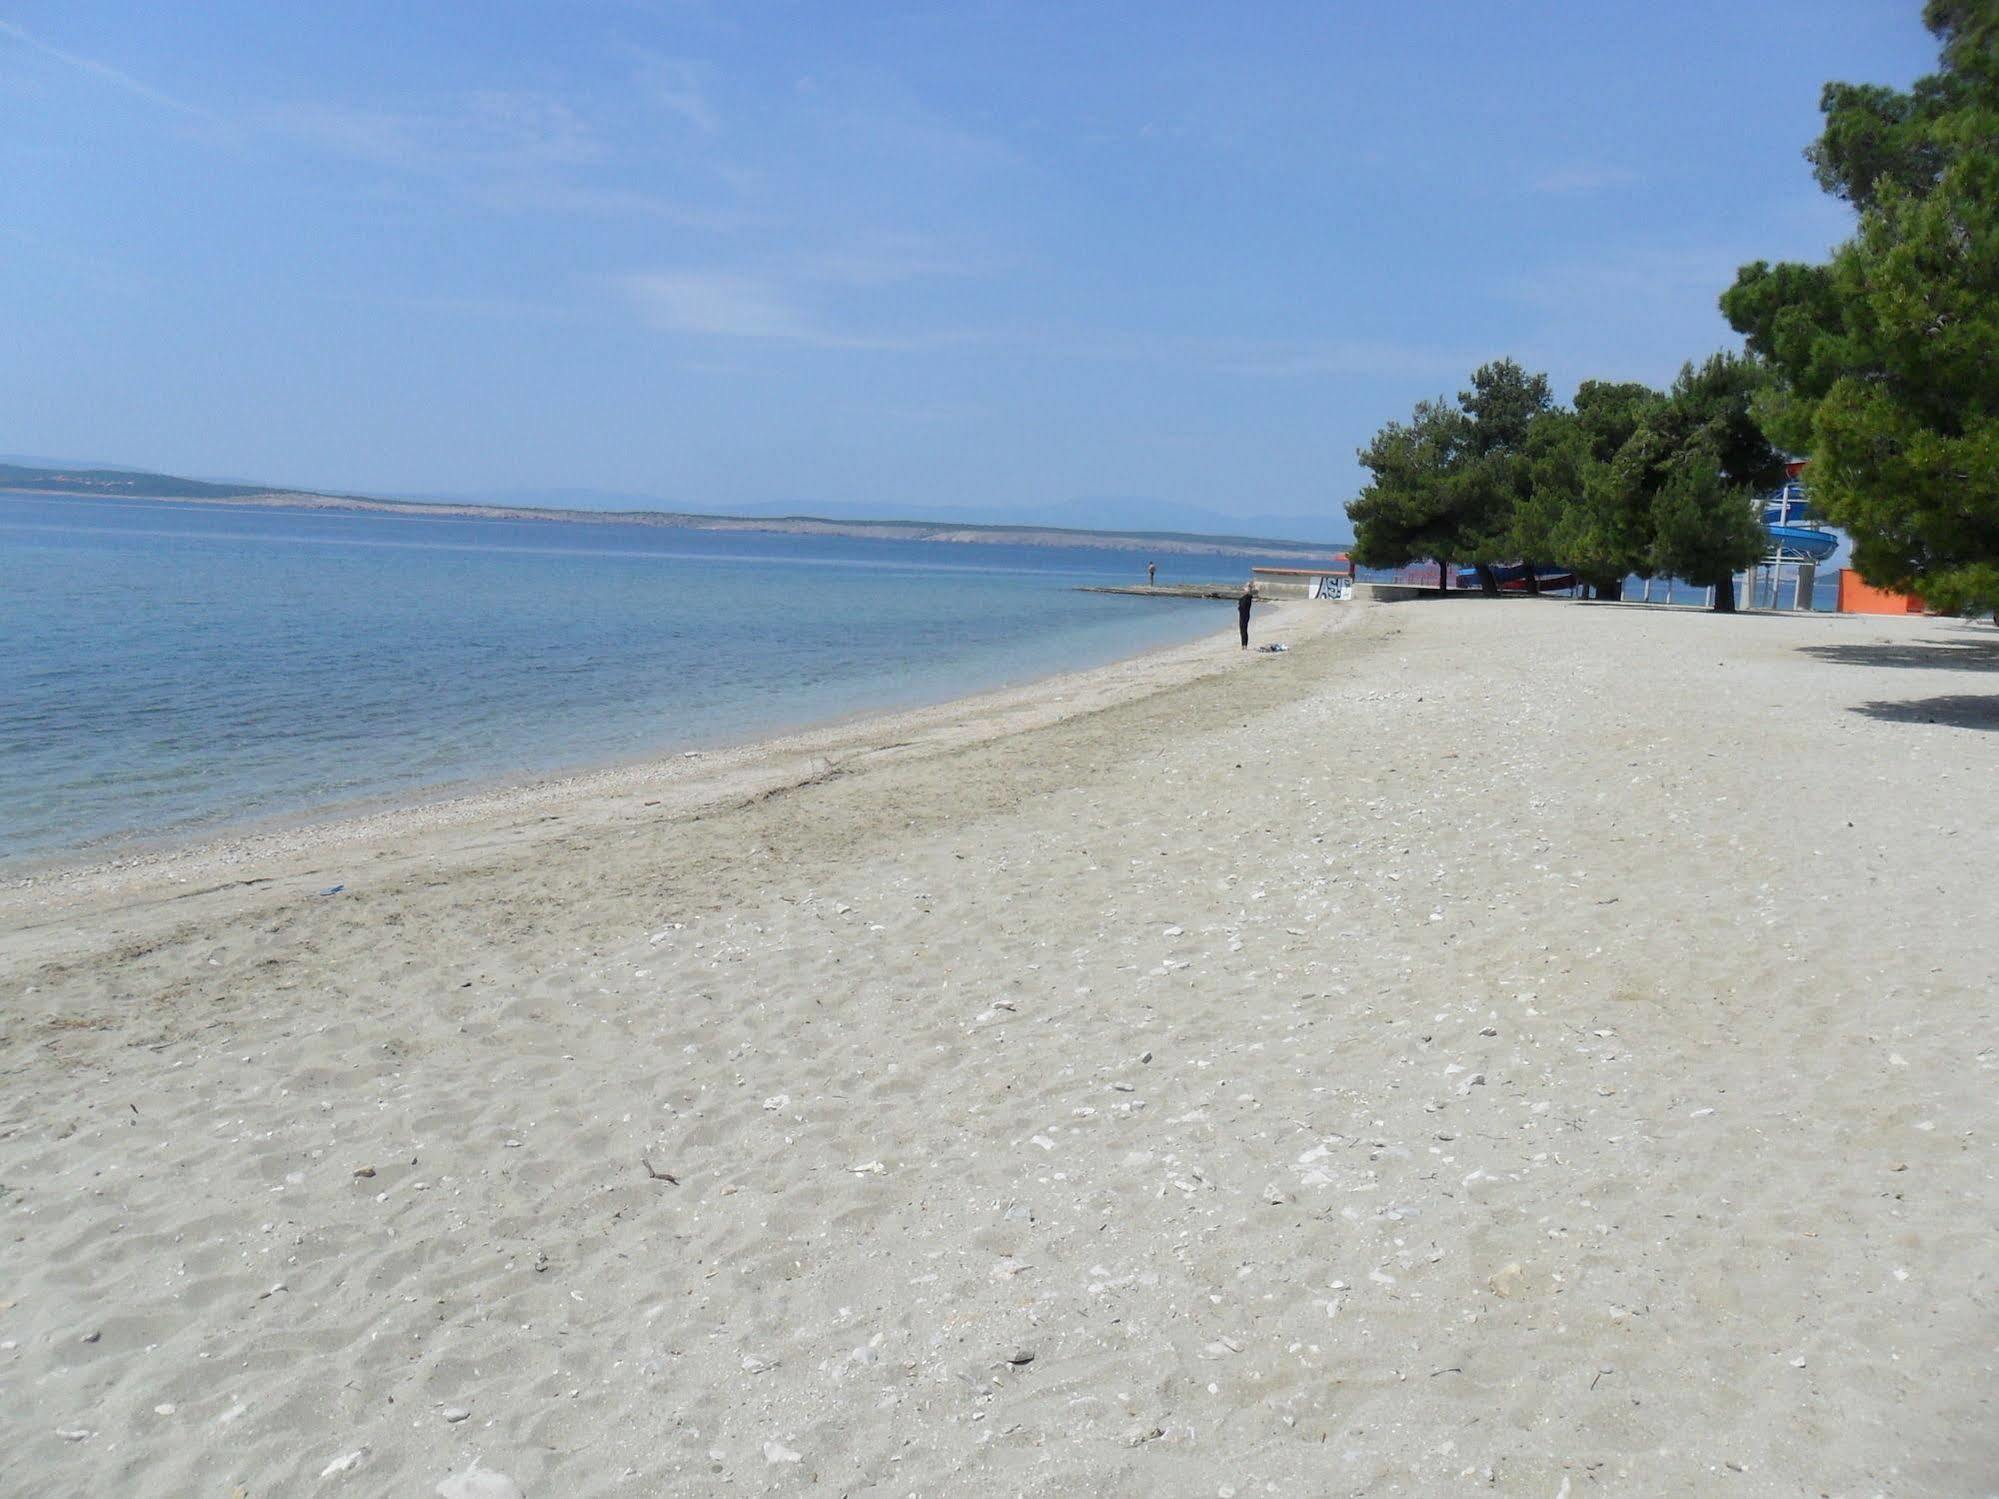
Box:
469;176;753;231
616;267;1466;376
617;270;994;350
1511;243;1756;316
1506;190;1860;387
632;52;719;133
1506;242;1764;390
265;90;755;227
269;91;601;173
0;16;213;118
620;271;822;341
797;74;1027;180
793;234;1005;286
1529;165;1639;195
314;289;579;324
1198;338;1474;380
953;325;1470;381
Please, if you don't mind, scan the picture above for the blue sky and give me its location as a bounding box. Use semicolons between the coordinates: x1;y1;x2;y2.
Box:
2;2;1937;530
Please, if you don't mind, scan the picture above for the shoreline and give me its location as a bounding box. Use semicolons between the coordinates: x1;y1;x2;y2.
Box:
0;596;1322;944
0;583;1250;892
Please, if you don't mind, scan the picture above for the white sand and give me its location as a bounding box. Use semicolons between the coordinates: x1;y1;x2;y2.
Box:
2;598;1994;1497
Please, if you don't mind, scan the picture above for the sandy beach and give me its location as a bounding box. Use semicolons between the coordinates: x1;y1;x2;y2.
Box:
2;597;1994;1498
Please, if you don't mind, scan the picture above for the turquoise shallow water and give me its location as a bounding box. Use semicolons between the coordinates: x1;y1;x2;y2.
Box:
1;495;1290;862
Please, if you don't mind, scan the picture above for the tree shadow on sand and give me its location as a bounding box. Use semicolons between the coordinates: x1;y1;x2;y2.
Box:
1854;694;1999;731
1801;636;1999;672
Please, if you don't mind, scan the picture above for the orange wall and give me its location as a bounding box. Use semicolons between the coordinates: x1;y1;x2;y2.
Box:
1836;570;1926;615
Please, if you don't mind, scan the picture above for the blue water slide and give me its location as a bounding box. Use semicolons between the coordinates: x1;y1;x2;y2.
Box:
1759;477;1838;561
1765;523;1839;561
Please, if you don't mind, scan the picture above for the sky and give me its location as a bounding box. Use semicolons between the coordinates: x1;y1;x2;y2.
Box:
2;2;1940;530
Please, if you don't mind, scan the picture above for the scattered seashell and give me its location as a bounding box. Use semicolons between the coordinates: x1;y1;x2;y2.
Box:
320;1448;368;1478
435;1463;525;1499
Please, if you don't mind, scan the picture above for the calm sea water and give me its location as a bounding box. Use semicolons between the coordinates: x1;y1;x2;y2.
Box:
1;495;1271;863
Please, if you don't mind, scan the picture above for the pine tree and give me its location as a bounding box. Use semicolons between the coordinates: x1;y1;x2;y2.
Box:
1349;360;1551;593
1617;355;1785;613
1515;381;1664;600
1722;0;1999;615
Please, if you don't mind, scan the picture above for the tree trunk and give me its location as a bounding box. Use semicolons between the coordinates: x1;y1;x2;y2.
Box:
1474;563;1500;596
1711;573;1738;613
1522;562;1542;596
1435;559;1450;597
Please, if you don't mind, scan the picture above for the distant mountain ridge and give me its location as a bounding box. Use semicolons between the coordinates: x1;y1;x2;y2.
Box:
2;460;1352;559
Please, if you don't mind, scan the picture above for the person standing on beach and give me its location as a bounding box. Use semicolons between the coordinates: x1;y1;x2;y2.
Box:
1238;581;1255;648
1148;561;1156;586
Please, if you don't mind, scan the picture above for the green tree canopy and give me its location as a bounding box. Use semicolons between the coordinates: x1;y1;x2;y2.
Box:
1456;360;1554;589
1349;359;1551;592
1644;438;1767;607
1348;397;1470;590
1514;380;1664;600
1722;0;1999;614
1617;354;1784;612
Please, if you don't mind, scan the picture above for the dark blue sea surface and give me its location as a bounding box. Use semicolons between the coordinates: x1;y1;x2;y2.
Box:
1;495;1278;861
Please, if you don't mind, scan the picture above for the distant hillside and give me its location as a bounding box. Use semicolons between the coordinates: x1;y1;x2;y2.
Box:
0;462;352;503
1;462;1352;560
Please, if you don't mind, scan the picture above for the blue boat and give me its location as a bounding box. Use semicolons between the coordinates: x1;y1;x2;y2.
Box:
1453;562;1580;591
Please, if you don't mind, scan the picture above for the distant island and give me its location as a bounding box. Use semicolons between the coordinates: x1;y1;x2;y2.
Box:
0;462;1351;562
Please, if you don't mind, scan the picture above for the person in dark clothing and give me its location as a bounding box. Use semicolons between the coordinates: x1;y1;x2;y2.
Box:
1147;561;1156;586
1238;582;1255;648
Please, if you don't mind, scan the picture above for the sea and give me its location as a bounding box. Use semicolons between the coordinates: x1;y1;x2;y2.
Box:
1;494;1281;865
